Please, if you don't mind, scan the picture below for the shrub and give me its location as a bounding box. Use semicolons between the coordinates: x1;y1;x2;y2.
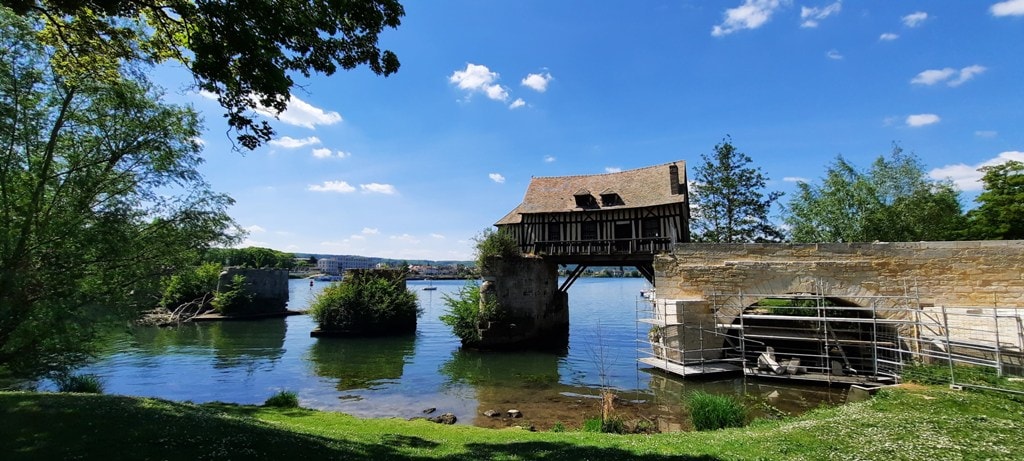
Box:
55;374;104;394
687;390;747;431
582;417;603;433
211;274;253;315
550;422;566;432
473;228;520;270
264;390;300;408
310;272;420;335
440;282;501;344
160;262;222;308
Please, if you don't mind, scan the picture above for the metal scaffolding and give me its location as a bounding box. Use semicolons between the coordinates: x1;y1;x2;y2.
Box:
637;282;1024;391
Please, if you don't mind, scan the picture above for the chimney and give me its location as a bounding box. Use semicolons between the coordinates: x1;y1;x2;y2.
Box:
669;164;680;195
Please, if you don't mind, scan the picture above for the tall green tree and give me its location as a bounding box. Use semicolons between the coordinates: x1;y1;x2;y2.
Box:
0;10;237;377
785;145;963;243
962;160;1024;240
690;137;783;243
2;0;405;149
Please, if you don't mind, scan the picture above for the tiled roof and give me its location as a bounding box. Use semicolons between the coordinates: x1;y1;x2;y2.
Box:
495;160;687;225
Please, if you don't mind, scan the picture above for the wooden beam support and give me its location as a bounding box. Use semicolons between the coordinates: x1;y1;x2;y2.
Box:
560;265;588;292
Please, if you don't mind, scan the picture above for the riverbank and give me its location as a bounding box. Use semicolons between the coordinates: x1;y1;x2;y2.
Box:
2;385;1021;460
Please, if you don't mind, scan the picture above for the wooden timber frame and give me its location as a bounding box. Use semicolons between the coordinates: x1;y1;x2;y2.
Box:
496;161;690;291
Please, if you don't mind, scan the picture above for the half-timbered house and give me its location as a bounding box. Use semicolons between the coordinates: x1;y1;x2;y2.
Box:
495;161;690;282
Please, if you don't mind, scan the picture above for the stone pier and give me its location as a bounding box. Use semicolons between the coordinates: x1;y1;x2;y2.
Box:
475;256;568;349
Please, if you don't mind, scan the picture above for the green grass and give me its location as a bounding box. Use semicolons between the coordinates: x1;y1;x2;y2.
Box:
687;391;747;431
3;386;1024;460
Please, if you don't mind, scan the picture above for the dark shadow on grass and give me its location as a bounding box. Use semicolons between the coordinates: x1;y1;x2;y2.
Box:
454;441;722;461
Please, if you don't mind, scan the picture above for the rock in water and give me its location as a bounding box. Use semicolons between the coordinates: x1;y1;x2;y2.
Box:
422;407;436;414
429;413;457;424
483;410;499;418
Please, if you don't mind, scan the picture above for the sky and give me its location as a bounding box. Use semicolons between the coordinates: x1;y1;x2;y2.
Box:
154;1;1024;261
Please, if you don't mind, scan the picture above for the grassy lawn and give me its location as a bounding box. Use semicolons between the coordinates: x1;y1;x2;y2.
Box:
2;385;1022;460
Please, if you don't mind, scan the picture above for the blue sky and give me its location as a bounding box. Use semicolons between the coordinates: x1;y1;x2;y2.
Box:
158;1;1024;261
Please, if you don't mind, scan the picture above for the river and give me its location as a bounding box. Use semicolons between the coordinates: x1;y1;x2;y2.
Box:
66;278;845;431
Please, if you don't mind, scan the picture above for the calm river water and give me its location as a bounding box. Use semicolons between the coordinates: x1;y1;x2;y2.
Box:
67;278;845;430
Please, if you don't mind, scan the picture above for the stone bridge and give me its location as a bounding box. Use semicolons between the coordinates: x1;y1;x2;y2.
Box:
650;241;1024;365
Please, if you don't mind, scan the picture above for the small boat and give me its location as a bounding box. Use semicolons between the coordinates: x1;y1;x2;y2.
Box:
422;280;437;291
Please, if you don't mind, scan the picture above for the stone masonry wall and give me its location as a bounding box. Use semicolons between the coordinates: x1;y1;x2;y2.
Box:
477;256;568;348
218;267;289;313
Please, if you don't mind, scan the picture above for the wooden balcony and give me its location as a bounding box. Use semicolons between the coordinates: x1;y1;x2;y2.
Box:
531;237;672;261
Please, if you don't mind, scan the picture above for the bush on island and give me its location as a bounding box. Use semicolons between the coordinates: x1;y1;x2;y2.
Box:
310;270;420;335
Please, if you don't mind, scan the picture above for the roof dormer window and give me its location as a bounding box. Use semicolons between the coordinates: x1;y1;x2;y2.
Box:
574;189;598;209
600;190;623;207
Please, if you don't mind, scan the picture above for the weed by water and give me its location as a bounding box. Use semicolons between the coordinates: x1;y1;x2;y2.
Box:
264;390;300;408
687;391;746;431
55;374;104;394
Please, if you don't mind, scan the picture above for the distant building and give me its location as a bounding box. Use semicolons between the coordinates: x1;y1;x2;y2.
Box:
317;258;342;275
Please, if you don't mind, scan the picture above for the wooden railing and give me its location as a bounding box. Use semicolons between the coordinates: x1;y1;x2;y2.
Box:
532;237;672;256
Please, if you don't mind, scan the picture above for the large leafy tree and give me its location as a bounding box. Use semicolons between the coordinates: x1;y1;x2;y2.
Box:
690;137;784;243
962;160;1024;240
785;145;964;243
2;0;405;149
0;11;237;377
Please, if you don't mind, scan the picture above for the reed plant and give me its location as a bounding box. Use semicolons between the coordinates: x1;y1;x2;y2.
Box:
686;390;746;431
54;374;104;394
263;390;300;408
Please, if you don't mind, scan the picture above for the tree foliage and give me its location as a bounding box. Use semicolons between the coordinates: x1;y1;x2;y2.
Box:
203;247;295;269
2;0;405;149
962;160;1024;240
474;228;520;270
785;146;963;243
690;137;783;243
309;271;420;335
0;10;237;377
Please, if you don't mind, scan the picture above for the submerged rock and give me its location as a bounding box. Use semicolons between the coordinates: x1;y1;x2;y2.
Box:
429;413;457;424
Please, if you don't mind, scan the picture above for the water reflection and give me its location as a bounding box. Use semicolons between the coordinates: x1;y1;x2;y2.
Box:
129;320;287;369
308;335;416;391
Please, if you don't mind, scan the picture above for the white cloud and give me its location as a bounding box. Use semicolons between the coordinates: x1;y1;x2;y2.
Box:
360;183;397;195
826;49;843;60
879;32;899;41
270;136;321;148
308;180;356;193
902;11;928;27
509;98;526;110
949;65;987;86
349;234;366;240
911;68;956;85
906;113;941;127
911;65;986;87
783;176;810;183
449;63;509;102
431;233;446;239
489;173;506;184
605;167;622;173
244;225;266;233
521;72;553;92
312;147;333;158
544;155;556;163
390;234;421;244
711;0;784;37
929;151;1024;191
251;95;342;129
991;0;1024;16
800;1;842;28
975;130;998;138
192;137;206;147
362;227;379;235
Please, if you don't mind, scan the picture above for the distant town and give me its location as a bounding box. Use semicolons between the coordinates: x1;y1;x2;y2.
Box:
292;253;644;280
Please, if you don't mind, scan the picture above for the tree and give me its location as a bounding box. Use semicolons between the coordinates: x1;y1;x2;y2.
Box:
690;137;783;243
2;0;405;149
0;10;237;377
785;145;963;243
962;160;1024;240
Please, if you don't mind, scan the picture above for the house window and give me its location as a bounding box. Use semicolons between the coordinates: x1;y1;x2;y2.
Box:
574;194;597;208
581;221;598;240
642;218;660;238
547;223;561;241
600;193;623;207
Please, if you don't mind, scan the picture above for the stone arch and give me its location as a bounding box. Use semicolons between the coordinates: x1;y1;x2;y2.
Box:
709;274;888;329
